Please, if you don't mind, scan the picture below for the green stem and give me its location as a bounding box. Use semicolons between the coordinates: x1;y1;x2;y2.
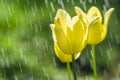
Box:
67;62;71;80
72;54;77;80
91;45;98;80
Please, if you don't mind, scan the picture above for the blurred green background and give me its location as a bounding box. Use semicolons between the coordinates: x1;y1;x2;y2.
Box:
0;0;119;80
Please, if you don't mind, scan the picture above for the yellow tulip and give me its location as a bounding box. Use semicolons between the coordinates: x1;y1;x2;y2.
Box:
54;44;80;63
75;6;114;45
50;9;87;55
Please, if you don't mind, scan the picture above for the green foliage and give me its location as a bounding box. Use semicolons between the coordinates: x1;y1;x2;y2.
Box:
0;0;119;79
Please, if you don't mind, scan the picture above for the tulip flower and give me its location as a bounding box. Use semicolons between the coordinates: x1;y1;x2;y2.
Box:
87;7;114;44
50;9;87;55
75;6;114;80
54;43;80;62
75;6;114;45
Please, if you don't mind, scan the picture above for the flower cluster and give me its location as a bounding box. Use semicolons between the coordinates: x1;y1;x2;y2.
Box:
50;6;114;63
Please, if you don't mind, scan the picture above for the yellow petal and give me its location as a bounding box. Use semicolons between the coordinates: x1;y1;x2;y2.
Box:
54;44;80;63
104;8;114;26
88;16;99;27
87;6;102;23
74;6;87;24
50;24;71;54
50;24;56;42
54;9;71;33
67;16;87;53
101;8;115;41
87;18;103;44
74;6;86;18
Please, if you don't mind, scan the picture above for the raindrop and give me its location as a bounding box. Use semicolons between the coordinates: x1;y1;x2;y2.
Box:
19;48;24;59
26;0;30;6
90;59;93;69
94;0;96;4
27;35;30;45
80;57;86;66
8;5;13;16
41;7;45;17
115;34;120;44
1;47;5;57
46;73;49;80
14;75;18;80
34;24;39;33
52;56;56;67
49;12;53;22
45;0;48;8
103;4;107;14
106;50;111;60
66;0;70;3
86;50;90;59
104;0;110;8
29;19;33;30
114;14;118;24
16;0;19;3
16;18;19;28
30;69;34;80
24;6;28;16
7;36;11;46
80;0;87;11
3;70;6;79
57;0;61;5
6;18;10;28
50;46;54;55
88;0;93;4
20;15;25;26
50;1;55;12
34;37;39;47
108;41;112;51
19;63;23;73
109;32;113;42
71;0;75;5
76;64;80;73
79;0;82;4
31;7;35;16
35;56;38;65
107;60;110;69
119;64;120;68
59;0;65;9
38;21;42;31
42;66;47;76
85;76;89;80
33;3;37;13
1;0;5;8
24;56;28;64
115;72;119;80
5;57;10;67
99;46;103;57
82;1;87;11
11;2;15;14
44;40;48;51
0;58;5;68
